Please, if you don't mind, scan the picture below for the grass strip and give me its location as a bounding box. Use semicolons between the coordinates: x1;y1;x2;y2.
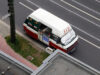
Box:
5;35;49;66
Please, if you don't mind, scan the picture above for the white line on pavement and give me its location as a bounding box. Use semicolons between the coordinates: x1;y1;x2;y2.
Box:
49;0;100;48
49;0;100;28
26;0;41;8
79;36;100;49
18;0;100;49
71;24;100;42
95;0;100;3
72;0;100;15
19;2;34;11
1;13;10;20
61;0;100;22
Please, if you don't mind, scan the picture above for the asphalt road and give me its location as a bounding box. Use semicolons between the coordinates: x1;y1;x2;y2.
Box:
0;0;100;71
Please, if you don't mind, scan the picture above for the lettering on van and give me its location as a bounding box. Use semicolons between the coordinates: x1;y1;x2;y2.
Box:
64;26;70;34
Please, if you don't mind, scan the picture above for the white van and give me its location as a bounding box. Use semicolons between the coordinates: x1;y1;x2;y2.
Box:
23;8;78;53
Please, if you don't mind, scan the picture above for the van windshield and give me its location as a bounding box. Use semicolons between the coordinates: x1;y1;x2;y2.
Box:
61;29;76;45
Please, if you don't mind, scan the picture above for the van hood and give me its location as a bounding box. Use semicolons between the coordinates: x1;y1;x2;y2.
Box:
61;29;76;45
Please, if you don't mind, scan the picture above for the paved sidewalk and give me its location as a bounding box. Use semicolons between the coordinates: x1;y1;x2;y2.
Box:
0;20;37;70
0;20;10;37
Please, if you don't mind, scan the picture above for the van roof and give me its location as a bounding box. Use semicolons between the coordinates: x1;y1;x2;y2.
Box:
29;8;71;37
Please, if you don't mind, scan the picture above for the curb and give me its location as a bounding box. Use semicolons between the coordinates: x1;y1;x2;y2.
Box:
0;20;45;51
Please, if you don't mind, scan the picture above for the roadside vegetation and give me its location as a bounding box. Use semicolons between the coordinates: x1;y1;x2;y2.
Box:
5;35;49;66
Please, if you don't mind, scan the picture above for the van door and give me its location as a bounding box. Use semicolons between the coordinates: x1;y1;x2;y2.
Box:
38;31;43;41
42;34;49;45
38;27;51;45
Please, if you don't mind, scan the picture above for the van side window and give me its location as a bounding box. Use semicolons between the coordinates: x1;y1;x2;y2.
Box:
25;17;40;31
51;34;61;43
39;23;52;37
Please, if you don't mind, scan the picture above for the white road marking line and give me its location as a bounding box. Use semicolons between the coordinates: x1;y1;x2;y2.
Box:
71;24;100;42
79;36;100;49
49;0;100;28
49;0;100;49
19;2;34;11
26;0;41;8
61;0;100;22
72;0;100;15
19;0;100;49
25;0;100;49
95;0;100;3
1;13;10;20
